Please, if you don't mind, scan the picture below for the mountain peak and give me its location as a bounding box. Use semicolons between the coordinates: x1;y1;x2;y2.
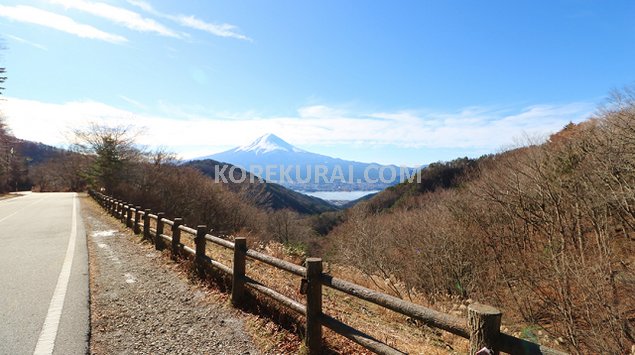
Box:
236;133;305;154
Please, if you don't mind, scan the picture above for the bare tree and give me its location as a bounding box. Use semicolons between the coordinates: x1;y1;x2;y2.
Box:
70;123;143;194
329;87;635;353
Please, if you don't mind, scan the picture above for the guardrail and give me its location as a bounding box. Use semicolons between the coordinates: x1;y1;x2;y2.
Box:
89;190;568;355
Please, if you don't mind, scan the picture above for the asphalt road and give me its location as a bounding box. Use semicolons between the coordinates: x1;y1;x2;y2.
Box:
0;192;89;355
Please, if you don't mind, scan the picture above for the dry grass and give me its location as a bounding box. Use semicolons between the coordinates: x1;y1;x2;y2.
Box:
156;217;469;354
97;199;471;354
101;200;571;354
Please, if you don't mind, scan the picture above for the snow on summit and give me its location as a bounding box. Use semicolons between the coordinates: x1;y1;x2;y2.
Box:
236;133;305;154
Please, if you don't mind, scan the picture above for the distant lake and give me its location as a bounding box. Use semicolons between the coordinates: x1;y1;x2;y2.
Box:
302;190;380;201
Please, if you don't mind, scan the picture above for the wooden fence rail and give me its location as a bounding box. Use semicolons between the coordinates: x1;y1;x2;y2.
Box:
89;190;567;355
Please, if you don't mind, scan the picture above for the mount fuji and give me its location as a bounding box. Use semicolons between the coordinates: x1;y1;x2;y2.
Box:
233;133;307;154
195;134;416;192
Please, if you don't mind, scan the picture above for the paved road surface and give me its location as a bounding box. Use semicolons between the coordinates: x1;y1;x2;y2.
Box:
0;192;89;355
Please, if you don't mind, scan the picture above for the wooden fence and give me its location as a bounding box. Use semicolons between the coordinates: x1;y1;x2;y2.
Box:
89;190;568;355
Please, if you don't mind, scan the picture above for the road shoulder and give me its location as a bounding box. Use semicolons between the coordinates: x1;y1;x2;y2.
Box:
81;197;259;354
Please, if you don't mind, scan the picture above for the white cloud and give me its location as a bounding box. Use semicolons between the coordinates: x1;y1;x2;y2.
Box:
2;97;593;160
0;5;127;43
127;0;251;41
118;95;147;110
174;15;251;41
49;0;181;38
5;34;48;50
126;0;153;13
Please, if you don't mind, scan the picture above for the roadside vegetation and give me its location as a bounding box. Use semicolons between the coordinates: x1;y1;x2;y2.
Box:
330;89;635;354
0;62;17;194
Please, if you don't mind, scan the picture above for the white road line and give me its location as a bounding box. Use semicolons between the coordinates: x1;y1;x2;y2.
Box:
0;196;48;224
33;193;78;355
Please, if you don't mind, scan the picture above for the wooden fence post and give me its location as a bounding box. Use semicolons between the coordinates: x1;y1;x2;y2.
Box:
122;203;128;223
195;225;207;275
126;206;133;228
155;212;165;250
305;257;323;354
468;303;502;355
143;209;151;240
133;206;141;234
232;237;247;306
109;199;115;216
171;218;183;260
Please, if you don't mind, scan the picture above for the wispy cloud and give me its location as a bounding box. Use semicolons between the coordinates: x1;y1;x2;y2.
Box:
5;34;48;51
118;95;147;110
49;0;181;38
3;97;593;163
174;16;251;41
127;0;251;41
0;5;127;43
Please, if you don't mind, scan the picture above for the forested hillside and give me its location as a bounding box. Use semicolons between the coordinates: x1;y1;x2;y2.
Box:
185;159;337;214
328;91;635;354
0;122;57;192
354;156;479;213
0;127;86;193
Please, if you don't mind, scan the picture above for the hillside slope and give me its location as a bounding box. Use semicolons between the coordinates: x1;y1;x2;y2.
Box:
353;156;479;212
329;102;635;354
185;159;338;214
15;139;67;165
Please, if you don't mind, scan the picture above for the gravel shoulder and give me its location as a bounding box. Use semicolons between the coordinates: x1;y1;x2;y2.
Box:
81;196;259;354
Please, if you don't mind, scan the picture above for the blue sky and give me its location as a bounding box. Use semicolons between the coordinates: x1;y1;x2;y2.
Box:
0;0;633;165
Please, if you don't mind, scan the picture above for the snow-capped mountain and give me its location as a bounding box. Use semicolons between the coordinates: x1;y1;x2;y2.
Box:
235;133;306;154
195;134;416;192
